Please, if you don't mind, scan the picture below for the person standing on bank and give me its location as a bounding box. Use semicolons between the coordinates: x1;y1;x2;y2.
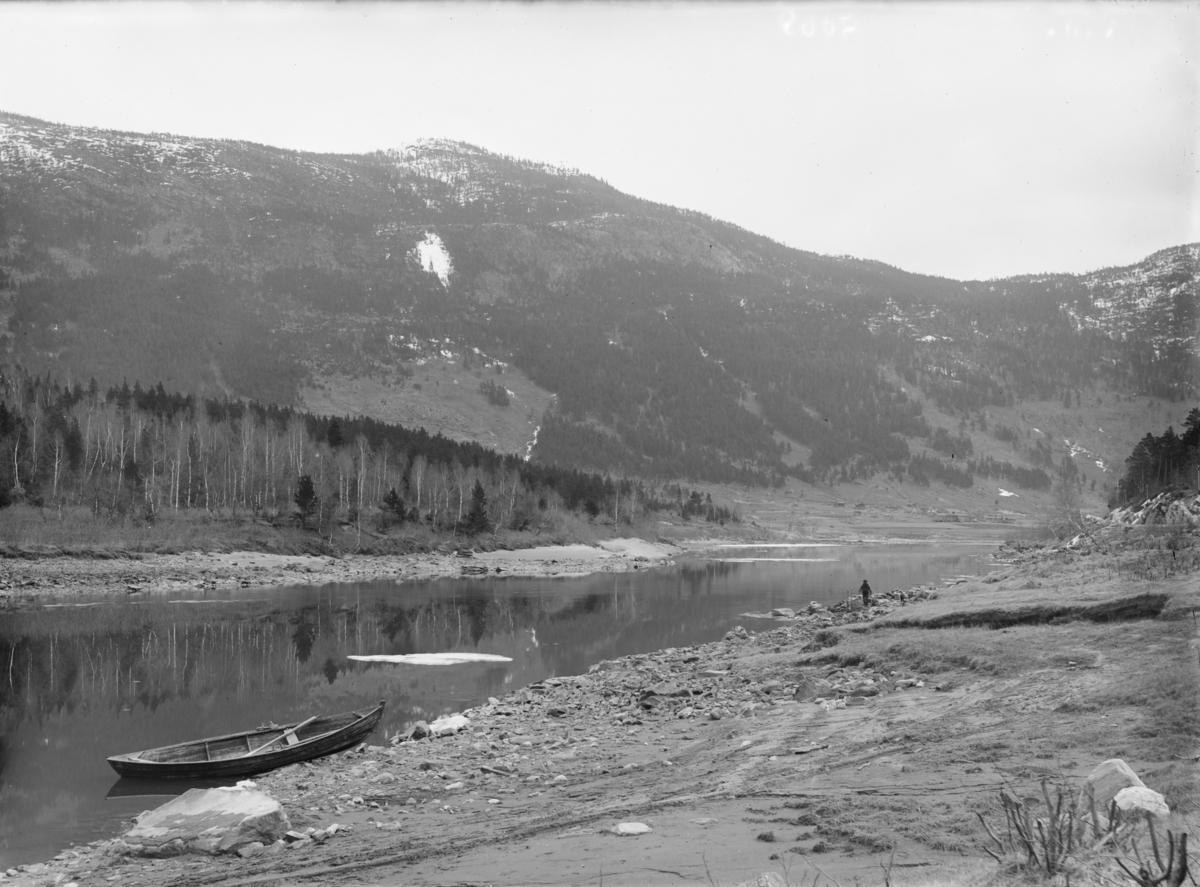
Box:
860;579;872;607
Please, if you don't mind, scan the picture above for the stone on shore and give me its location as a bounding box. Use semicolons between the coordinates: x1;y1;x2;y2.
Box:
122;787;289;857
430;714;470;736
610;822;652;836
1114;786;1169;818
1085;758;1145;811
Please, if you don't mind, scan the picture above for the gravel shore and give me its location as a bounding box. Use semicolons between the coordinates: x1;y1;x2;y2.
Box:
0;538;679;603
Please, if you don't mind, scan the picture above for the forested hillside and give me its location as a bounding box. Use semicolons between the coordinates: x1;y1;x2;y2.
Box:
1;112;1195;492
1112;408;1200;506
0;368;735;534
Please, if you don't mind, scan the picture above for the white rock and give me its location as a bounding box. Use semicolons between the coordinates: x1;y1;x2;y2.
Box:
611;822;652;836
124;788;288;856
1086;759;1145;811
1115;786;1169;818
430;714;471;736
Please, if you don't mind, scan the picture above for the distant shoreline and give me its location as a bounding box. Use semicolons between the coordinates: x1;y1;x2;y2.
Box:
0;539;683;604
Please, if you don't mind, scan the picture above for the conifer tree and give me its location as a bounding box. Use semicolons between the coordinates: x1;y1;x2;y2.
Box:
295;474;318;529
463;479;490;535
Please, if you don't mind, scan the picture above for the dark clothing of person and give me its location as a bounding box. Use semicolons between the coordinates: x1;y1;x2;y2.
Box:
860;580;872;607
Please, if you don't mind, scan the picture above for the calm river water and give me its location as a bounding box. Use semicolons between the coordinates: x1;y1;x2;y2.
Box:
0;543;1001;867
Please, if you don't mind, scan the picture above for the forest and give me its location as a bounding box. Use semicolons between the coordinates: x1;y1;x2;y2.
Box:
1111;408;1200;506
0;367;734;539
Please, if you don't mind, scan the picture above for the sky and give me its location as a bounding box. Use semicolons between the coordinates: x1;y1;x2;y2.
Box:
0;1;1196;281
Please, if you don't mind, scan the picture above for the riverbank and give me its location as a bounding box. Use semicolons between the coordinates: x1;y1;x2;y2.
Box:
6;526;1197;887
0;538;680;603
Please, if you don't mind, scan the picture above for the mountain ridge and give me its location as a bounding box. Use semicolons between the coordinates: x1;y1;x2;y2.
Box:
1;110;1195;500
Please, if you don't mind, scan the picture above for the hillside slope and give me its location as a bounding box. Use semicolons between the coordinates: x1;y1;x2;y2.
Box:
1;111;1195;496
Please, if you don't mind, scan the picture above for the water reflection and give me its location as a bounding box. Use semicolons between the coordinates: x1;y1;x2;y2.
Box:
0;544;999;866
105;776;235;800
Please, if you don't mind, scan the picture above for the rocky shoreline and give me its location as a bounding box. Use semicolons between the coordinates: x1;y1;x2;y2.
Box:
4;526;1196;887
0;583;952;887
0;539;679;603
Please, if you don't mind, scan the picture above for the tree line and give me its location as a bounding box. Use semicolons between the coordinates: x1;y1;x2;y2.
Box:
1111;408;1200;506
0;367;737;535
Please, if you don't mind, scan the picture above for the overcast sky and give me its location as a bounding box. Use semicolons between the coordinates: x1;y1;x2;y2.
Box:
1;2;1196;281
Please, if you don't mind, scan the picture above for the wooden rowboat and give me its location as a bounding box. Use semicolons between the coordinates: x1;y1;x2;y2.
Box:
106;701;385;779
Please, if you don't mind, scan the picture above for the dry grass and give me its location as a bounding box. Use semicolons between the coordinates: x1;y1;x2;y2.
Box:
800;621;1124;678
0;505;327;555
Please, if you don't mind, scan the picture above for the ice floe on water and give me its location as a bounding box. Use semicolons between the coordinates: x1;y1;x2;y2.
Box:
348;653;512;666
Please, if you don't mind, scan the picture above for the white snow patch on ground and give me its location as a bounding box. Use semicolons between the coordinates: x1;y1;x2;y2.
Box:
524;424;540;461
414;232;453;286
998;488;1018;498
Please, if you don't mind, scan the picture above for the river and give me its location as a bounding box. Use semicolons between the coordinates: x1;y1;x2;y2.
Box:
0;542;1001;868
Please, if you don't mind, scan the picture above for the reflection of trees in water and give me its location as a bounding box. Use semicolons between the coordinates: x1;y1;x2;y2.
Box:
0;592;561;722
373;592;553;651
679;559;742;590
322;657;339;685
533;566;736;674
1;606;313;722
0;559;756;723
475;664;510;697
291;613;318;664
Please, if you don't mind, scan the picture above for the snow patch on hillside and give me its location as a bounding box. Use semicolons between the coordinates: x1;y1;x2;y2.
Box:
414;233;452;287
524;425;540;462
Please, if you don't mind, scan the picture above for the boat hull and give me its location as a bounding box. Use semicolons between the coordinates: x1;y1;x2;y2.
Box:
107;701;385;779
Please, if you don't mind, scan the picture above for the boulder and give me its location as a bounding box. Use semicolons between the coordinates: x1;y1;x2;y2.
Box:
1115;786;1170;818
397;720;431;742
769;608;796;618
123;787;289;857
429;714;470;736
648;682;691;697
792;676;832;702
1085;759;1146;812
610;822;652;836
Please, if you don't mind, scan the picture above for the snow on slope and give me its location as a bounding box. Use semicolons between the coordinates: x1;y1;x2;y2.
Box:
413;233;452;286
